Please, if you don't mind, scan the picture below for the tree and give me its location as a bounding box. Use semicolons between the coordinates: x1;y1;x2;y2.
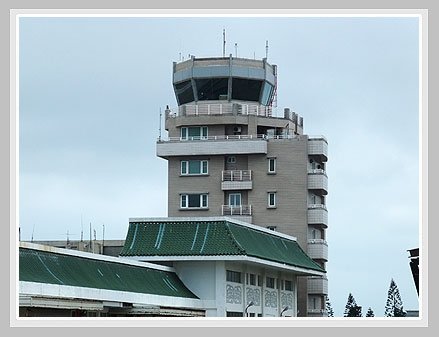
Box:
366;307;375;317
384;279;406;317
326;297;334;317
344;293;362;317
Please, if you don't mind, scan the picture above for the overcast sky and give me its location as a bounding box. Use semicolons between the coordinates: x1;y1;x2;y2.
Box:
18;16;419;317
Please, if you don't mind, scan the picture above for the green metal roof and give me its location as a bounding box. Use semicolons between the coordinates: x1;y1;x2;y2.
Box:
120;220;324;273
19;247;198;299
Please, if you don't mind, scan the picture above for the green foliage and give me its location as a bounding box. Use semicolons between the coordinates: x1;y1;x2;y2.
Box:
325;296;334;317
366;307;375;317
344;293;362;317
384;279;406;317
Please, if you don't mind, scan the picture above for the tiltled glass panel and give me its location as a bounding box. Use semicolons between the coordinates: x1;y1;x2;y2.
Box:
174;80;194;105
195;77;229;101
231;78;263;102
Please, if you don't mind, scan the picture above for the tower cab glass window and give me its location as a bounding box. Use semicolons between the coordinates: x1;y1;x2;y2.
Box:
181;126;208;140
173;78;274;105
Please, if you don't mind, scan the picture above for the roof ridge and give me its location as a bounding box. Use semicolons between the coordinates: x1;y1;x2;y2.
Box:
223;221;246;255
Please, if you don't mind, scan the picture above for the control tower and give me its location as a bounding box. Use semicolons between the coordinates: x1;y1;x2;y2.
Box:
157;55;329;317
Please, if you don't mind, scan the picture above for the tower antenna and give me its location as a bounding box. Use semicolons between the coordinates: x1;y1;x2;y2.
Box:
159;107;162;141
235;43;238;57
223;29;226;57
266;40;269;59
80;214;83;242
31;224;35;242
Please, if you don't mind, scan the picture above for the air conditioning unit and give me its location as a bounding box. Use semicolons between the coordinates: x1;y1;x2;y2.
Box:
233;126;242;133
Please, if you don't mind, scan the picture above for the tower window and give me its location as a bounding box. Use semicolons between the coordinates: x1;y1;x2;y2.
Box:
181;126;208;140
180;194;208;209
268;192;276;208
268;157;276;173
174;80;194;105
181;160;208;175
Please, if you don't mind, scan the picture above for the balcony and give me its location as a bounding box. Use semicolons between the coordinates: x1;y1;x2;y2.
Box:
308;204;328;228
307;276;328;295
307;239;328;262
156;135;267;157
308;136;328;162
308;169;328;195
221;170;253;190
222;205;252;224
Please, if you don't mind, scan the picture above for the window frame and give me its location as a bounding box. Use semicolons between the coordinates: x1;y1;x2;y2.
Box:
226;270;242;284
266;276;275;289
180;160;209;176
268;192;276;208
180;193;208;209
181;126;208;140
285;280;293;291
268;157;276;173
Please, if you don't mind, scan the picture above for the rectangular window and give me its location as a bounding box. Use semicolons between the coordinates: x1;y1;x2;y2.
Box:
226;311;243;317
202;160;208;174
180;194;208;208
266;277;275;289
229;193;242;207
181;161;188;175
227;156;236;164
181;160;208;175
249;274;256;286
257;275;262;286
181;127;187;140
285;280;292;291
268;158;276;173
226;270;241;283
268;192;276;208
181;126;208;140
201;194;208;208
180;195;187;208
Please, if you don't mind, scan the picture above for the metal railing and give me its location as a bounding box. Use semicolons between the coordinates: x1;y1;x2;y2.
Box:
308;239;328;245
308;204;327;211
222;170;252;182
222;205;252;216
158;134;300;142
308;169;326;175
166;103;276;118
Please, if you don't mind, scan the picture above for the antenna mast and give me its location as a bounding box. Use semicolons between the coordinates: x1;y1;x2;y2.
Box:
235;43;238;57
80;214;83;242
266;40;269;59
159;107;162;141
223;29;226;57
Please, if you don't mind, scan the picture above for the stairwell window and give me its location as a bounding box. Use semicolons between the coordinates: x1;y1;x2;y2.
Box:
268;192;276;208
268;157;276;173
181;160;208;175
180;194;208;209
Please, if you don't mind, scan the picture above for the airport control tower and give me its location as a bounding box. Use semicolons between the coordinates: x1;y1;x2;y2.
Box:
157;55;329;317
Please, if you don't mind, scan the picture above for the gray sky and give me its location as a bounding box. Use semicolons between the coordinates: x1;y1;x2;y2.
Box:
18;16;419;317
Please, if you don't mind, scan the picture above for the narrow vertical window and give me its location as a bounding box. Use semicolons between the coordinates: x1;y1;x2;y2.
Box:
181;127;187;140
201;194;208;208
181;161;188;175
268;157;276;173
180;195;187;208
268;192;276;208
201;160;208;174
201;126;208;138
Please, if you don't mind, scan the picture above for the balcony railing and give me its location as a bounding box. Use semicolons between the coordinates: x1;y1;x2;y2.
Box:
308;204;327;211
307;309;327;315
166;103;276;118
222;170;252;181
222;205;252;216
159;134;301;143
